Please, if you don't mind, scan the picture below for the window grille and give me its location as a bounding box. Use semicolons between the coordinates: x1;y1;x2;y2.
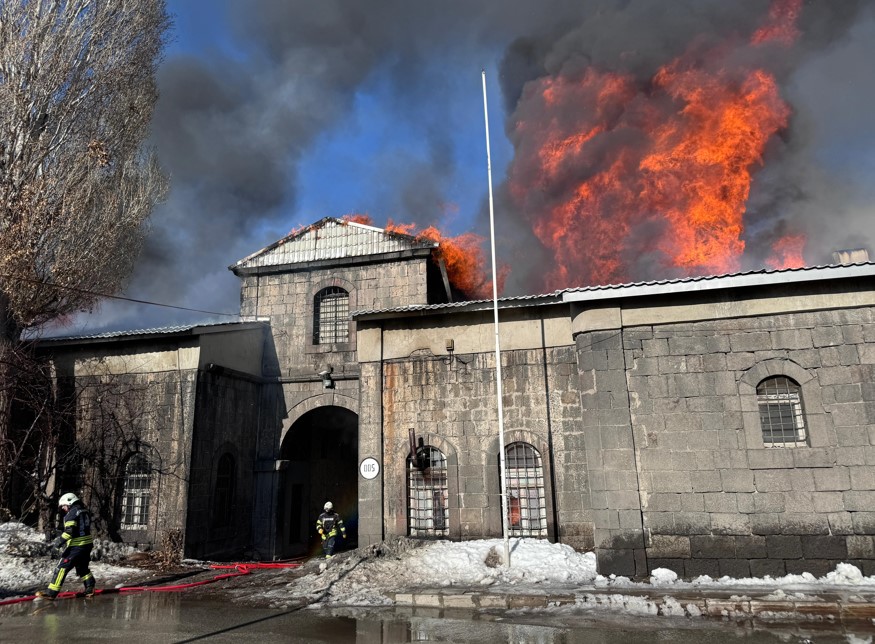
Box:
505;442;547;537
757;376;807;447
313;287;349;344
213;453;235;528
121;453;151;529
407;447;449;537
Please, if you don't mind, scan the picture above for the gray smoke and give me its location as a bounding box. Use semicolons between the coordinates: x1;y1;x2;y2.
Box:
496;0;875;293
71;0;875;331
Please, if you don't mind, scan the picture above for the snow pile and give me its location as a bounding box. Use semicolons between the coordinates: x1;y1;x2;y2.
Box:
597;561;875;594
0;522;145;597
278;538;598;607
681;564;875;590
388;538;598;586
6;522;875;610
650;568;678;586
824;562;865;585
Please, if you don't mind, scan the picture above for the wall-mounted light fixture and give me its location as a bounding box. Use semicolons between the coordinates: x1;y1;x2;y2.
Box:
318;368;334;389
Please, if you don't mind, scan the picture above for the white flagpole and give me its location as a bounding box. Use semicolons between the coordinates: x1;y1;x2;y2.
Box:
481;69;511;567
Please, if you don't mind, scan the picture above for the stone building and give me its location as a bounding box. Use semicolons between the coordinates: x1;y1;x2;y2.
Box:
228;217;451;558
37;217;875;577
41;322;267;559
356;262;875;577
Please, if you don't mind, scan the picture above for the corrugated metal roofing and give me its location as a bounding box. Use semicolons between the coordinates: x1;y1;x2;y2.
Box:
352;292;567;318
353;261;875;317
40;320;264;343
231;217;437;271
560;261;875;303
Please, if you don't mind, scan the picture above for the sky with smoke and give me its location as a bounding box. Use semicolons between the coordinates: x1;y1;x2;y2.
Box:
60;0;875;334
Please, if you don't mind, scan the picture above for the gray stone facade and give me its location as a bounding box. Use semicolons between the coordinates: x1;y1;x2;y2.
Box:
230;218;447;557
357;266;875;576
357;306;592;551
600;306;875;577
41;324;266;559
36;217;875;579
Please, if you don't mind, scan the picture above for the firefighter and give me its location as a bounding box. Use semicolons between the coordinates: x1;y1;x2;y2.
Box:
36;492;96;599
316;501;346;558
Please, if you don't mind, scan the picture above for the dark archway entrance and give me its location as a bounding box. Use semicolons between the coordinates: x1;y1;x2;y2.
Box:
278;406;358;557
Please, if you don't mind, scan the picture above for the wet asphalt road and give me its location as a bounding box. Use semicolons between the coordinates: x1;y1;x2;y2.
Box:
0;591;868;643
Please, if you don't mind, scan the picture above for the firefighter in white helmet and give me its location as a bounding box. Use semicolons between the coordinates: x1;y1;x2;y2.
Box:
316;501;346;558
36;492;96;599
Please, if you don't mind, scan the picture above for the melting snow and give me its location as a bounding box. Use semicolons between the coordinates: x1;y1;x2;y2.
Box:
4;523;875;612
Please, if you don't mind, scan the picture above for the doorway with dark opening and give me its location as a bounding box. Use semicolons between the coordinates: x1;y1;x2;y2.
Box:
278;405;358;558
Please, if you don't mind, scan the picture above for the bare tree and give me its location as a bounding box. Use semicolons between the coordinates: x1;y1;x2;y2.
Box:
0;341;62;522
0;2;170;455
0;347;184;536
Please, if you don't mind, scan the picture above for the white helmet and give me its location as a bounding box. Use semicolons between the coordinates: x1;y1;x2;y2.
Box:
323;502;333;511
58;492;79;507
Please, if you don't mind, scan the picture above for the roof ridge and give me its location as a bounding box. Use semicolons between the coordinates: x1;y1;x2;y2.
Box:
230;217;437;271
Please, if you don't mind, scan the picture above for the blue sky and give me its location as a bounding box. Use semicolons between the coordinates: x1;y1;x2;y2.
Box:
161;0;514;236
60;0;875;335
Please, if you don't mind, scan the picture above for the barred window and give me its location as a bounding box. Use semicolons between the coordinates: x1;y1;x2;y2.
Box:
505;442;547;537
313;287;349;344
757;376;807;447
213;453;235;528
407;447;449;537
121;453;151;529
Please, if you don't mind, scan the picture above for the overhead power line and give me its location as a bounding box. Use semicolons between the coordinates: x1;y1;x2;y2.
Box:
0;273;239;318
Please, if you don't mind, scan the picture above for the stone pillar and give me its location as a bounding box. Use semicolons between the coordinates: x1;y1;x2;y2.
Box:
573;306;647;576
357;325;385;546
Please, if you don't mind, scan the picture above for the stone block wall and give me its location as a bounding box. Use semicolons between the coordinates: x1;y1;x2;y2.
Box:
360;343;591;550
575;330;647;576
186;369;261;559
612;306;875;577
71;370;196;549
239;258;431;377
240;255;443;556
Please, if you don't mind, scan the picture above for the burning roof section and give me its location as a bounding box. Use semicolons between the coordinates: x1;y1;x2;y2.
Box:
352;261;875;319
230;217;438;274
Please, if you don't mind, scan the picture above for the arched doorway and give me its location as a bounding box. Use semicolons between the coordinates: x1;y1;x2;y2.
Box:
278;405;358;557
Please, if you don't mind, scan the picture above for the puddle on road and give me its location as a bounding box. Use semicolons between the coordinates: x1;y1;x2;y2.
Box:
1;592;871;643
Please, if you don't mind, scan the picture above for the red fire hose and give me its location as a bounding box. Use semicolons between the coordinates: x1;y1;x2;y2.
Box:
0;560;303;607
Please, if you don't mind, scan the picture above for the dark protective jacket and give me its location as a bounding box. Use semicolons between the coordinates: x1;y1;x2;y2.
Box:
60;503;94;548
316;511;346;538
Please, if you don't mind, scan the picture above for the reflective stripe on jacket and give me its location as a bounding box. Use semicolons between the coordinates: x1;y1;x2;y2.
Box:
61;504;94;547
316;511;345;538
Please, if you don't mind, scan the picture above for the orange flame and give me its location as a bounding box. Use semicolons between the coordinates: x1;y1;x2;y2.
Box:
509;0;805;290
341;213;374;226
766;234;806;269
752;0;802;45
416;226;507;300
342;214;500;299
385;219;418;236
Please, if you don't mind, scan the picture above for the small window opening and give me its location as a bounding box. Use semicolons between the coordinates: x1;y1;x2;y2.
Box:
407;447;449;537
313;287;349;344
757;376;807;447
121;453;151;529
505;442;547;537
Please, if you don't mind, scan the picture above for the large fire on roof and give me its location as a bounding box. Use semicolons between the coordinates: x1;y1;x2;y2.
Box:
342;214;506;300
348;0;823;297
507;0;806;291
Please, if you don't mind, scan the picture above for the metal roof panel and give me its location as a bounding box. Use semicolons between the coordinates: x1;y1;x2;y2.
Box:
231;217;438;270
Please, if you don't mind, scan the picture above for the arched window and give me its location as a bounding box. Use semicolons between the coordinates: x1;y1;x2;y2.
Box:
313;287;349;344
213;453;235;528
121;453;151;529
757;376;807;446
505;442;547;537
407;446;449;537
